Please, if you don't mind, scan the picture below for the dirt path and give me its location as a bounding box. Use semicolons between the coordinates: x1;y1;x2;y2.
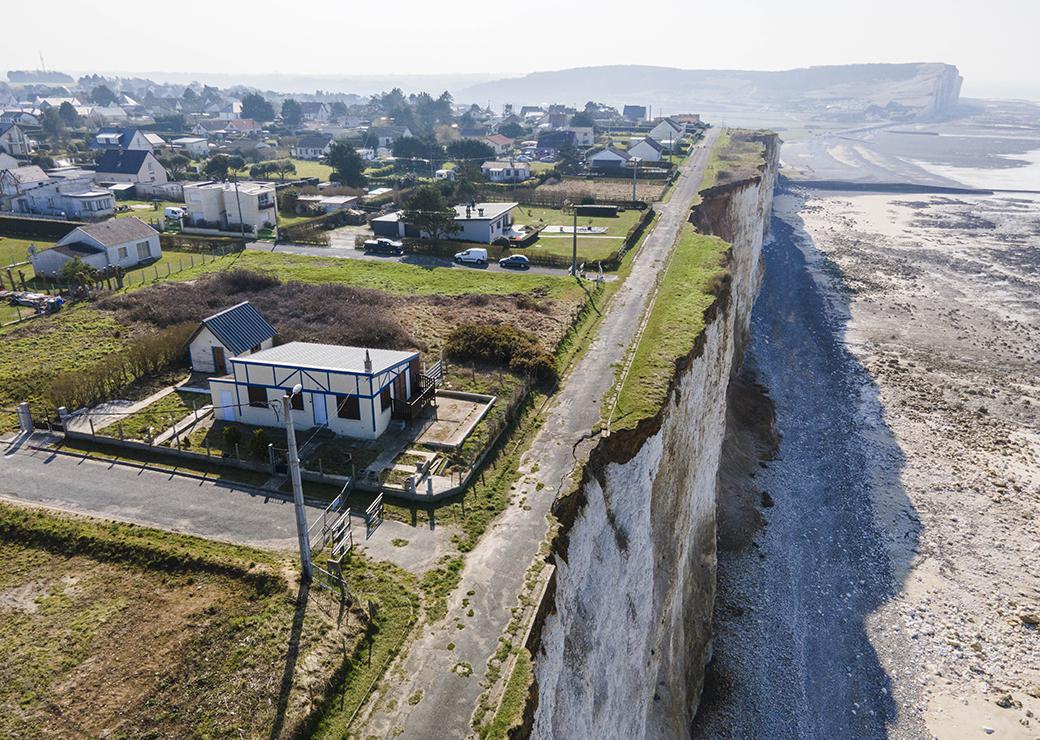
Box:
354;128;721;738
695;188;1040;737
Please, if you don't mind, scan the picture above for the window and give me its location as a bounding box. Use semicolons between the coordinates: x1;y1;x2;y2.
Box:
136;241;151;259
247;385;267;408
118;246;128;259
336;394;360;420
291;392;304;411
380;386;391;411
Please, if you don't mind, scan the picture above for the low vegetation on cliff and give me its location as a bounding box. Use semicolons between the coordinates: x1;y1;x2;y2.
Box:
607;224;730;432
701;129;767;189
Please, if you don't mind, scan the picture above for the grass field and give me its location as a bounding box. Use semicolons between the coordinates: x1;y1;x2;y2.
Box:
0;501;369;737
608;223;730;432
178;248;583;300
234;158;334;182
700;129;766;189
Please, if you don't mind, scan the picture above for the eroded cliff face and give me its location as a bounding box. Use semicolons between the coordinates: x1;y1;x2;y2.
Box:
530;135;779;739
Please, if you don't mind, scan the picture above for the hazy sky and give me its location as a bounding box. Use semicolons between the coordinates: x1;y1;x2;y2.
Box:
5;0;1039;98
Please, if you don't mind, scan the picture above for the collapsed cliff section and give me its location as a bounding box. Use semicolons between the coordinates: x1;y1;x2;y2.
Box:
528;132;780;740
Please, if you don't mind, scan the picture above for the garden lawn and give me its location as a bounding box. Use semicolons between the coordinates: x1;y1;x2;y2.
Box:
175;249;584;300
608;223;730;432
511;205;643;262
0;236;50;272
102;388;197;441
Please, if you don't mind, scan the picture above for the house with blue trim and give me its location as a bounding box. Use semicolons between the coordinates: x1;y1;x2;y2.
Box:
208;341;431;440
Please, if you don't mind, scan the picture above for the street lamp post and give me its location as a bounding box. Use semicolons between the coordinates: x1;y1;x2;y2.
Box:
630;156;641;205
282;383;312;582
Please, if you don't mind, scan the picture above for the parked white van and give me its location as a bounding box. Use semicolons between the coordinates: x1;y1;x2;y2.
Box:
164;206;185;220
454;247;488;265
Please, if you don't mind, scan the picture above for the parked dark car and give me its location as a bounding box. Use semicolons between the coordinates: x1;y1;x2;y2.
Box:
363;238;405;255
498;254;530;270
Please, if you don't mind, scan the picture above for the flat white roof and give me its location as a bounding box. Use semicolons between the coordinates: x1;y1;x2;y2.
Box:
453;202;517;221
233;341;417;376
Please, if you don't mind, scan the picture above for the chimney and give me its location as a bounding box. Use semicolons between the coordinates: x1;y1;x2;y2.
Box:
364;350;372;373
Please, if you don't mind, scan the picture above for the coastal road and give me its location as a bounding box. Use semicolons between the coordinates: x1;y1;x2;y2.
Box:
357;128;721;737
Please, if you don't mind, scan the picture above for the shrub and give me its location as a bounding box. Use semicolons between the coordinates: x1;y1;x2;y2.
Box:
444;324;557;384
249;428;271;460
222;424;242;449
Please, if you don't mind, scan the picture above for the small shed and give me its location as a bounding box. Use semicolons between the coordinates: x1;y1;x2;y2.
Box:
187;301;277;374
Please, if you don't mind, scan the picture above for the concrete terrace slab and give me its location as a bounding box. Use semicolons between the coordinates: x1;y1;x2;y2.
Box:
415;395;493;449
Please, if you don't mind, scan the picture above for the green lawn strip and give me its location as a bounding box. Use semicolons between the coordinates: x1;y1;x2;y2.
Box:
234;158;333;182
173;249;581;299
609;224;730;433
0;308;129;431
308;556;419;738
0;236;49;275
101;389;196;441
478;648;533;740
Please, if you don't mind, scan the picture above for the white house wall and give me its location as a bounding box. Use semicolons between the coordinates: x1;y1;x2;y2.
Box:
189;330;274;373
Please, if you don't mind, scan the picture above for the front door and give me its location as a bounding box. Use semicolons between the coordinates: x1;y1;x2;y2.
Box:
313;394;328;426
212;346;226;374
220;390;235;421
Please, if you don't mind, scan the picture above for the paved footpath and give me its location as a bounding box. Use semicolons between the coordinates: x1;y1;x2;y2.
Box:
359;129;720;737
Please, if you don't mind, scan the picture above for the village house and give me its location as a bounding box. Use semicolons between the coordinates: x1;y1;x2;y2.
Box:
172;136;209;158
0;123;33;156
648;117;685;145
291;133;333;160
182;180;277;236
30;217;161;277
299;101;332;122
207;100;242;121
223;118;262;137
484;134;514;156
192;119;228;137
627;136;664;162
365;125;412;149
536;129;576;152
622;105;647;121
5;177;115;220
94;127;164;152
565;126;595;147
0;165;49;197
209;342;427;440
481;160;531;183
588;147;630;169
371;201;518;244
187;301;277;374
94;149;169;184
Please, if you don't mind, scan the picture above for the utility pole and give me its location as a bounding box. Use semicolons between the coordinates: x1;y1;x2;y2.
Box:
630;156;641;205
282;384;312;582
571;204;578;276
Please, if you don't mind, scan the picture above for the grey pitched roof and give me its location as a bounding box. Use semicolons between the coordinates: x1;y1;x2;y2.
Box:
634;136;663;152
199;301;277;356
71;217;157;247
297;133;333;149
0;122;17;136
96;148;152;175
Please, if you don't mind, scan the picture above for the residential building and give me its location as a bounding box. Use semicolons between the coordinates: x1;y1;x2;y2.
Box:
484;134;514;156
30;217;161;277
648;117;685;145
187;301;277;374
365;125;412;149
627;137;664;162
588;147;631;169
0;123;32;156
172;136;209;157
0;165;50;196
209;342;424;440
6;178;115;220
0;111;39;126
565;126;595;147
291;133;333;160
215;139;276;160
536;130;576;151
94;126;166;151
208;100;242;120
296;194;358;213
373;202;518;244
95;149;169;184
224;118;262;136
183;180;278;236
481;160;531;183
622;105;647;121
0;153;18;171
299;101;331;122
193;119;228;137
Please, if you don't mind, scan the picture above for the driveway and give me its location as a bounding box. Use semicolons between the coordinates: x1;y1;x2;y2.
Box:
0;437;455;574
